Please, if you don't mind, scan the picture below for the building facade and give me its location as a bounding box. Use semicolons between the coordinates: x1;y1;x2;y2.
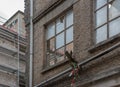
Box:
25;0;120;87
0;11;26;87
4;11;26;38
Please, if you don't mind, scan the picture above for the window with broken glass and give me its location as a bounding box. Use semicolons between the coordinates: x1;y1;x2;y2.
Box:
46;10;73;67
95;0;120;43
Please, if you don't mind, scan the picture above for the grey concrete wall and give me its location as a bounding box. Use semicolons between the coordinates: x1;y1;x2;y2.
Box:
0;71;17;87
0;25;26;86
0;37;25;73
4;13;26;37
0;53;25;72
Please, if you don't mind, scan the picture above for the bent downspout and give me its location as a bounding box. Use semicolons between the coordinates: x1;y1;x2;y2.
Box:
29;0;33;86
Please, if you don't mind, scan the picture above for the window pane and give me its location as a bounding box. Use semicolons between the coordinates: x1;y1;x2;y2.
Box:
96;6;107;27
66;10;73;28
109;0;120;20
66;26;73;44
47;38;55;52
96;25;107;43
109;17;120;37
96;0;107;9
46;54;50;66
66;43;73;53
56;47;64;63
49;54;56;66
56;17;65;34
56;32;64;49
46;50;56;66
46;23;55;40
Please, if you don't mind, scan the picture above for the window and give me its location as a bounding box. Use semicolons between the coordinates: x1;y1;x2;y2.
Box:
46;10;73;67
95;0;120;43
19;45;26;53
15;19;18;24
9;23;13;28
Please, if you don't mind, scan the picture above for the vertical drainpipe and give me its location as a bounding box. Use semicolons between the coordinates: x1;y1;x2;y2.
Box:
29;0;33;86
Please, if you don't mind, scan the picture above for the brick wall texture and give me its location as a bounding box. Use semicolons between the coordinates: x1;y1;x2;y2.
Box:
25;0;120;87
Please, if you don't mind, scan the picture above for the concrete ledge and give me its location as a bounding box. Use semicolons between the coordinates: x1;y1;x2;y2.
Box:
41;60;68;74
77;66;120;86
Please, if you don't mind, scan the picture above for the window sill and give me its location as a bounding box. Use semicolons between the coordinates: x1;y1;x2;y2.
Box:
41;60;68;74
88;34;120;53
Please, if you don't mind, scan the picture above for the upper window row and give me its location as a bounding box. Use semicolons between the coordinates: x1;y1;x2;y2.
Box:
45;0;120;67
95;0;120;43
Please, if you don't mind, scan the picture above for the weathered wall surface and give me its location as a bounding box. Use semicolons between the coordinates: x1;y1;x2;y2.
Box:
34;0;57;16
0;71;17;87
0;53;25;72
0;23;26;87
25;0;120;87
32;0;78;86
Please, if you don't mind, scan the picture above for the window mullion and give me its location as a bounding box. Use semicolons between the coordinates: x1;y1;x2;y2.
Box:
94;0;97;43
64;15;66;59
55;21;57;64
46;10;73;67
107;0;109;39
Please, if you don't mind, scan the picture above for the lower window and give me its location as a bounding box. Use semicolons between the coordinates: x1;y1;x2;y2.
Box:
46;10;73;67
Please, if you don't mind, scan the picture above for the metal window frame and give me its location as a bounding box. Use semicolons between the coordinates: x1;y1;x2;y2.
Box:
46;10;74;67
94;0;120;43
